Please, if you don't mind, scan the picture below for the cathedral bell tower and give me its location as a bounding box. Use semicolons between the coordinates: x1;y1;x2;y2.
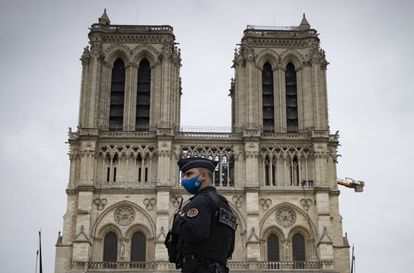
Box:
231;14;329;134
229;15;348;273
55;10;181;273
78;9;181;133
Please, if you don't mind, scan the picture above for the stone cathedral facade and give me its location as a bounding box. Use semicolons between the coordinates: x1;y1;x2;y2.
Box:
55;11;350;273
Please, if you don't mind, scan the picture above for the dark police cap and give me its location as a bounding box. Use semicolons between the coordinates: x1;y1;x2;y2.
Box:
177;157;218;173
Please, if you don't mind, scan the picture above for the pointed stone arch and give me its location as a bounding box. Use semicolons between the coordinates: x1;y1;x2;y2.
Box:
279;49;305;70
96;223;123;240
287;225;311;242
262;225;285;262
105;44;132;66
259;201;317;239
256;49;280;69
98;144;157;161
125;224;152;262
132;45;159;66
262;225;285;241
125;223;152;240
92;200;156;240
288;225;312;262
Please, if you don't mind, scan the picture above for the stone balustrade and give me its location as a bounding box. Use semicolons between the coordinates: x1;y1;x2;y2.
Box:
70;260;335;272
91;24;174;33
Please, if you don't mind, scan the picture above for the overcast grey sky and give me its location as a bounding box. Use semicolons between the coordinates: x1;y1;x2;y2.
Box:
1;0;413;272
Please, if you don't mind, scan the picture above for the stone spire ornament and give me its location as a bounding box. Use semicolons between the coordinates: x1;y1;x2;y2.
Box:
299;13;310;30
98;9;110;25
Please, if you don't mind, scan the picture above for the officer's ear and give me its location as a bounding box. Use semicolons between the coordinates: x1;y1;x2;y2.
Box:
198;169;208;182
199;171;206;181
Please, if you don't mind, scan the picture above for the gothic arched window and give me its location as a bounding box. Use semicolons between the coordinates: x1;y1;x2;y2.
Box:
292;233;305;264
264;155;277;186
285;62;298;132
103;231;118;262
136;58;151;131
262;62;274;132
267;234;280;262
109;58;126;131
290;156;300;186
130;231;146;262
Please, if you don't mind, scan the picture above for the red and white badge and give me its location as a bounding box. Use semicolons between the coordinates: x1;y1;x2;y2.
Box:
186;208;199;218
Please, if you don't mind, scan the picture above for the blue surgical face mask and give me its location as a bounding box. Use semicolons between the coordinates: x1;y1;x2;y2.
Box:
181;175;202;194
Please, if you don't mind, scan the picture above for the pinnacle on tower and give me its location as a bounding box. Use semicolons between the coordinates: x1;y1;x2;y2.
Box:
98;9;110;25
299;13;310;30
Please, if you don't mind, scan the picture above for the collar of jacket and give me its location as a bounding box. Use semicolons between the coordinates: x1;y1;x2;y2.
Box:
190;186;216;200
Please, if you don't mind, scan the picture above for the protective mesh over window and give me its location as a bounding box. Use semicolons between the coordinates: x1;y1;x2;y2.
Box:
292;233;305;261
136;59;151;131
109;59;125;131
262;62;274;132
285;62;298;132
103;231;118;262
130;232;146;262
267;234;280;261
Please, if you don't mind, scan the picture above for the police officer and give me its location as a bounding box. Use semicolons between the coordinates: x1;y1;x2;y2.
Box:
166;157;237;273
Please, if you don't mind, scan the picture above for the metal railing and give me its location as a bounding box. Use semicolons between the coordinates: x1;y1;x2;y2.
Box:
91;24;174;33
180;126;232;133
246;25;300;31
176;132;240;139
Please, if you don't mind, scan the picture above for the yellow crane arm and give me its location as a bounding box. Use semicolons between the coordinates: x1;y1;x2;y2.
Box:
337;177;365;192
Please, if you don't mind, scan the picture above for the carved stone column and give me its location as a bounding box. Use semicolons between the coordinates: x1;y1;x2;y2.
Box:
156;138;173;185
72;189;94;262
99;61;111;131
244;141;260;260
160;45;172;128
86;47;102;128
78;141;97;186
245;187;260;261
311;61;323;130
79;47;91;129
124;63;137;131
301;62;314;130
279;67;287;132
154;187;170;261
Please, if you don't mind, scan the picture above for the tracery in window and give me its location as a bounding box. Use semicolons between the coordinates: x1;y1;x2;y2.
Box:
213;155;234;187
264;155;277;186
109;58;125;131
136;59;151;131
262;62;275;132
285;62;298;132
99;145;155;184
136;154;150;183
105;154;119;183
290;156;300;186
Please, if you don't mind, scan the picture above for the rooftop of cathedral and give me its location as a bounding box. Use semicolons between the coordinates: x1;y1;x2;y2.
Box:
89;9;175;40
242;14;319;41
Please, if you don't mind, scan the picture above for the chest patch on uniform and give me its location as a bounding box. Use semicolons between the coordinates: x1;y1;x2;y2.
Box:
218;207;237;230
186;208;199;218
